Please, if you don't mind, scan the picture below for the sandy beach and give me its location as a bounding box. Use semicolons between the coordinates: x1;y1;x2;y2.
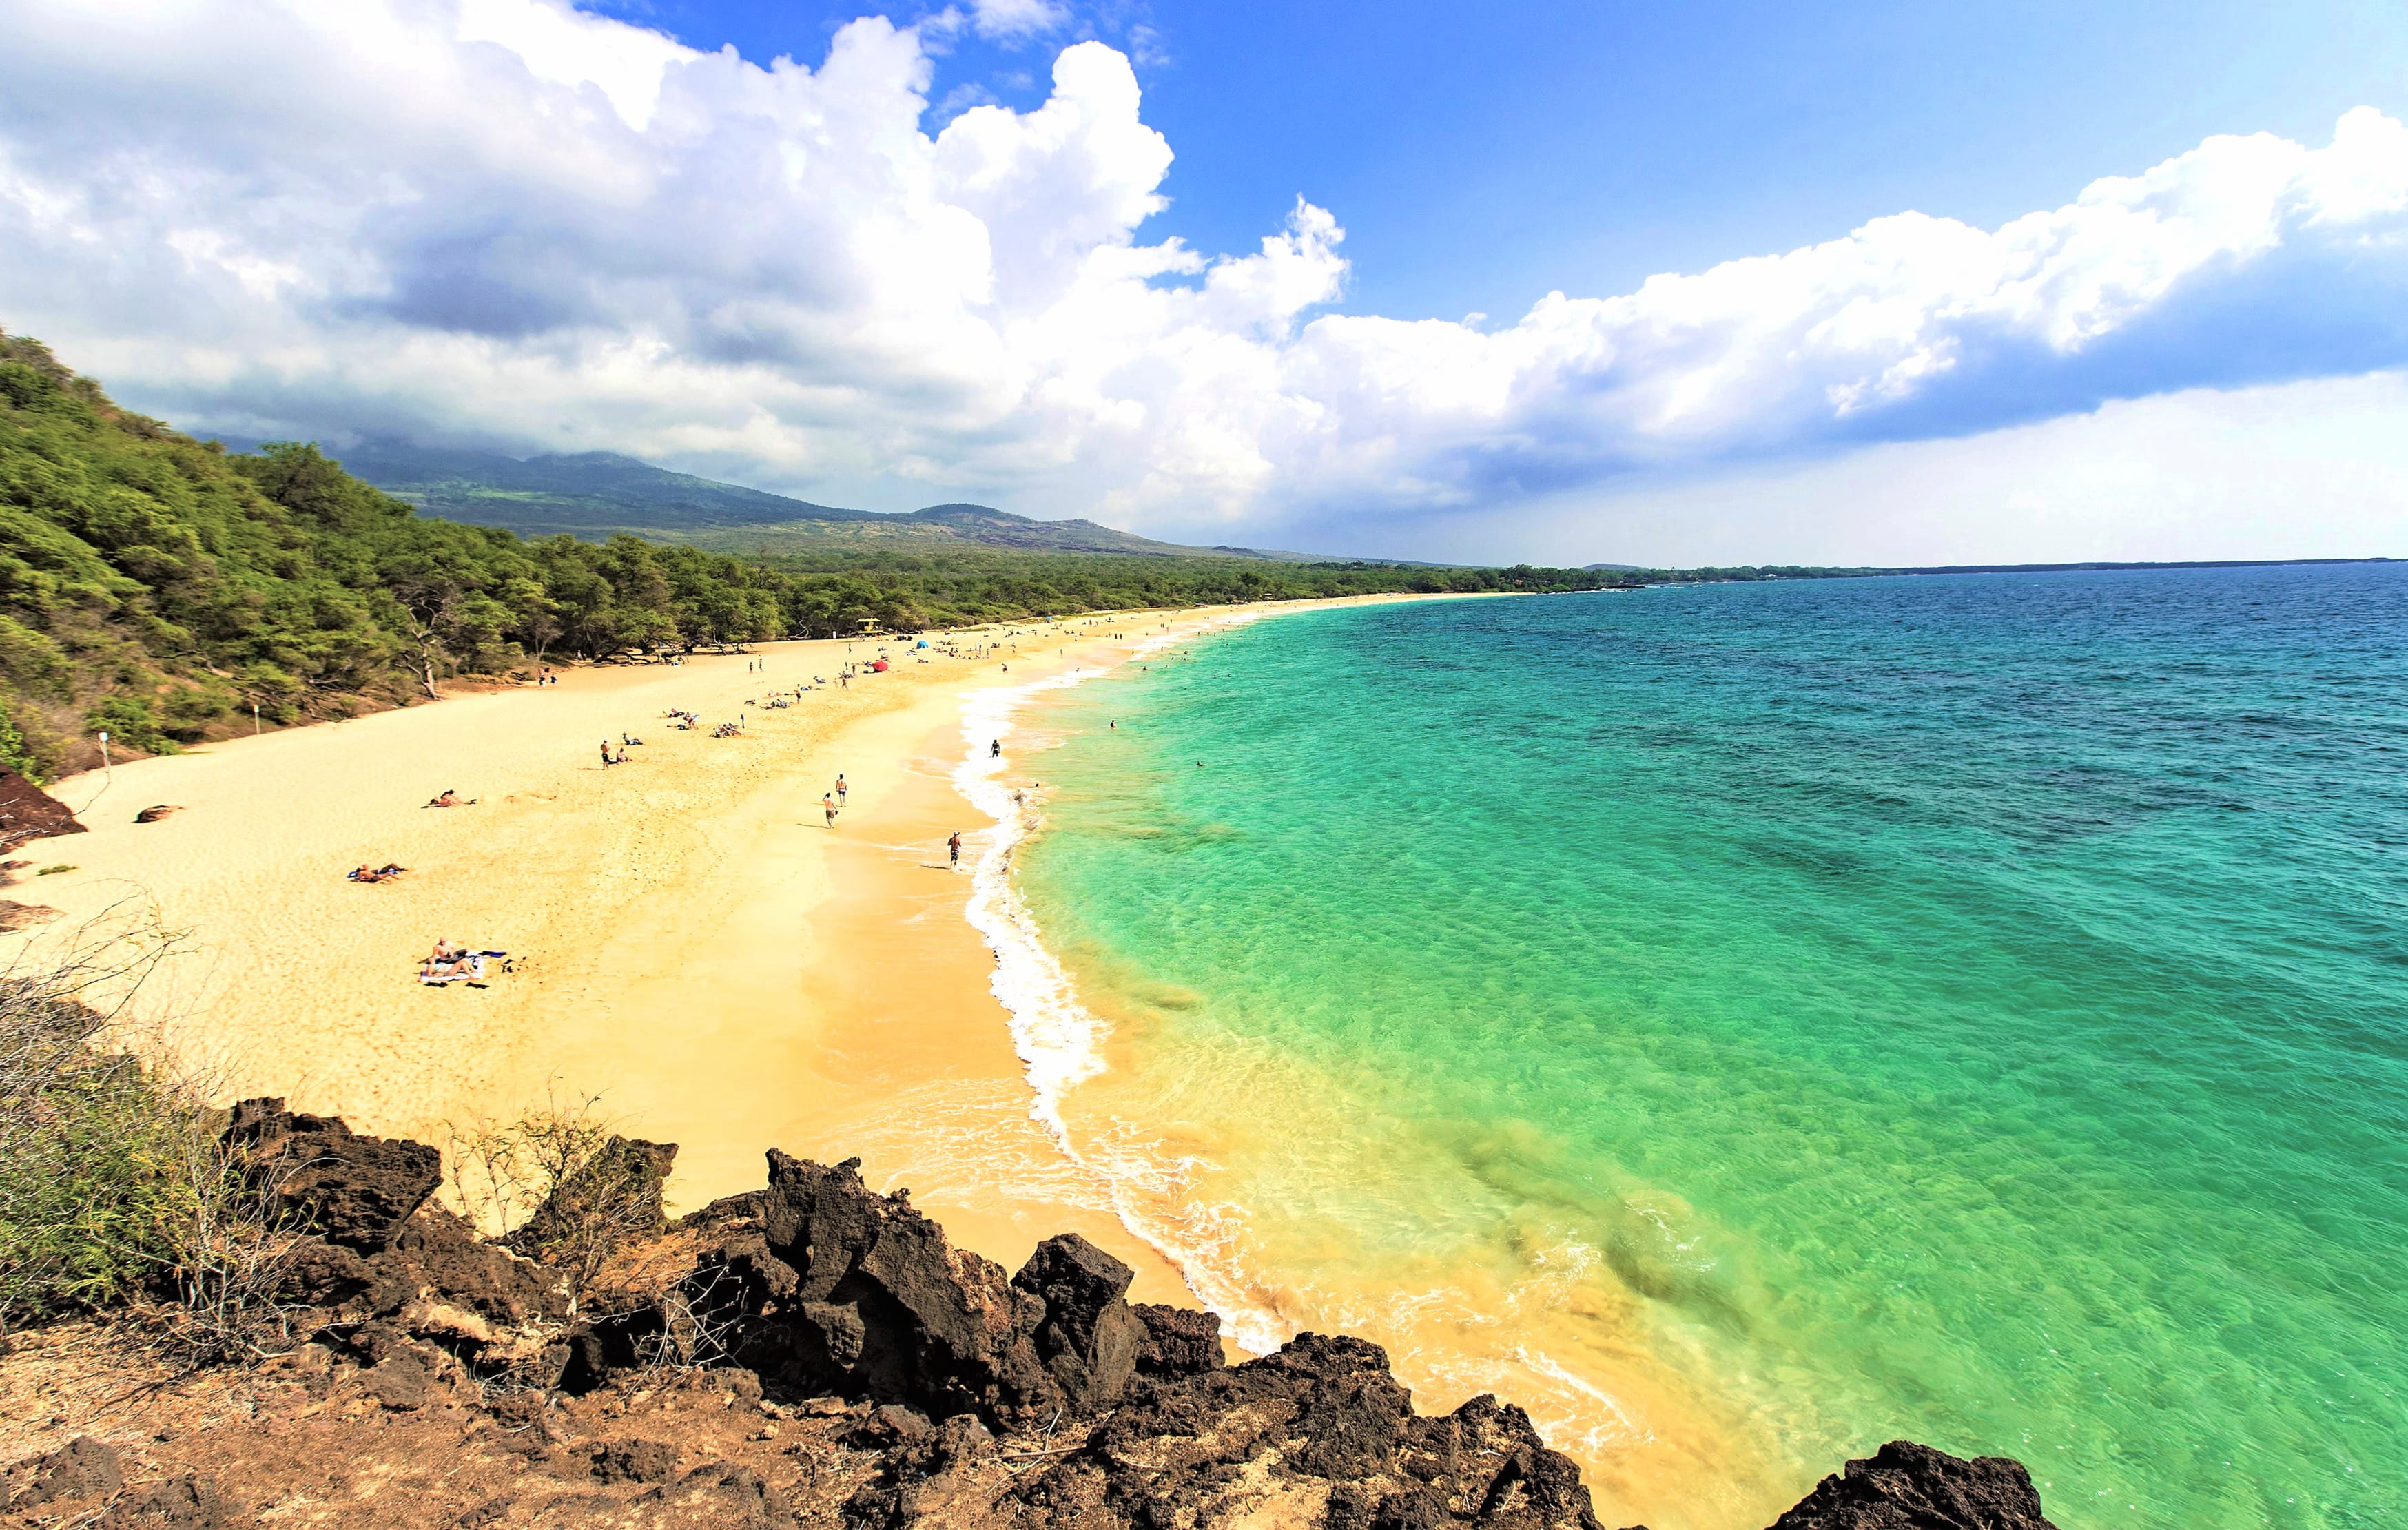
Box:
12;594;1439;1305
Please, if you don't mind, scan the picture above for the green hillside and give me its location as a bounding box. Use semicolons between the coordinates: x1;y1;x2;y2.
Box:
329;440;1303;557
0;333;1685;779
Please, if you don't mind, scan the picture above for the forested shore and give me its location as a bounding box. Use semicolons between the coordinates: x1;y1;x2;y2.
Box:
1;331;1858;778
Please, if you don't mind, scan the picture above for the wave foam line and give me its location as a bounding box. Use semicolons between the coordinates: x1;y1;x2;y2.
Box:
949;617;1301;1354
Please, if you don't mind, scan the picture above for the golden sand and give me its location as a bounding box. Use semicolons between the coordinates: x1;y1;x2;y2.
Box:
17;596;1436;1301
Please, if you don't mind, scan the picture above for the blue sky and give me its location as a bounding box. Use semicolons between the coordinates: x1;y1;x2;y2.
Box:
4;0;2407;563
620;0;2408;318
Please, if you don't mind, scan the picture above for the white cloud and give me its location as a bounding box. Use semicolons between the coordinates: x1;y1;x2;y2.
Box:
1;0;2404;559
967;0;1071;40
1392;372;2408;568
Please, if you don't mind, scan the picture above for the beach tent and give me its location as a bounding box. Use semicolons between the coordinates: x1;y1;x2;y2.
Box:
872;659;889;672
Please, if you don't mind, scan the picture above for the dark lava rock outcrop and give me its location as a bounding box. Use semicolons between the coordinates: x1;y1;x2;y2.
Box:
1765;1440;2061;1530
686;1152;1171;1428
226;1097;442;1251
0;764;82;852
7;1103;2064;1530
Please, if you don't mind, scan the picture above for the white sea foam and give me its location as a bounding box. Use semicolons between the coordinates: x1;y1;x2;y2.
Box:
945;606;1661;1439
948;615;1299;1354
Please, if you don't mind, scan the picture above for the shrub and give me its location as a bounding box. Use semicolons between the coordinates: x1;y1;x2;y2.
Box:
446;1096;671;1317
83;694;178;756
0;924;302;1361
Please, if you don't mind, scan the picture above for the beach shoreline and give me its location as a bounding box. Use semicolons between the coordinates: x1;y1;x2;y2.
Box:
12;593;1454;1307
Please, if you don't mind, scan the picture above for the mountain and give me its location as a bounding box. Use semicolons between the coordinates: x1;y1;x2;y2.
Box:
302;440;1308;558
329;442;878;533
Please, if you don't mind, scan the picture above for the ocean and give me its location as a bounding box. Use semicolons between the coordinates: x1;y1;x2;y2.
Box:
978;567;2407;1529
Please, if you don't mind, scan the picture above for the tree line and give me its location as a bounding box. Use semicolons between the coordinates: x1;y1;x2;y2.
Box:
0;330;1869;778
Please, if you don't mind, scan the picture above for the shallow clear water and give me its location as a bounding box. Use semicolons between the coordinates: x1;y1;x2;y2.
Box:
1012;568;2408;1529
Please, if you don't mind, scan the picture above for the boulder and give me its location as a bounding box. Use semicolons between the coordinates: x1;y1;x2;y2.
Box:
359;1350;432;1409
225;1098;440;1252
1011;1234;1145;1412
12;1435;122;1507
1766;1441;2061;1530
706;1152;1060;1426
0;763;83;852
1131;1301;1224;1378
590;1438;679;1485
1010;1333;1601;1530
374;1203;566;1325
99;1472;224;1529
0;900;61;933
630;1462;792;1530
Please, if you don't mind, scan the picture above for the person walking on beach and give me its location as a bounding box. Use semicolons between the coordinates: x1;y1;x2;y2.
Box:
823;793;838;828
836;774;848;804
990;739;1001;758
947;830;962;867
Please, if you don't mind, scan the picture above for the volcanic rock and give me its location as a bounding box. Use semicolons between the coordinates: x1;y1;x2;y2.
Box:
699;1152;1062;1425
10;1435;122;1508
1011;1234;1145;1412
99;1472;224;1529
505;1137;679;1262
1767;1440;2061;1530
590;1438;679;1485
0;764;82;852
631;1462;791;1529
0;900;61;932
1131;1301;1225;1379
1005;1334;1601;1530
225;1097;441;1252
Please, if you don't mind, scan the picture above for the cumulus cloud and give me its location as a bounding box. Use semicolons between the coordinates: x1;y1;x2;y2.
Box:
1;0;2405;550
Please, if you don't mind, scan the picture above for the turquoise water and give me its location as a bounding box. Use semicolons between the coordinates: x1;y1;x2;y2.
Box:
1016;568;2408;1529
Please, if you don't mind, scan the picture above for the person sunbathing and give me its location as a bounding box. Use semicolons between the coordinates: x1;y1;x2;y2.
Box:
425;789;477;807
418;939;508;985
420;938;465;980
349;862;408;883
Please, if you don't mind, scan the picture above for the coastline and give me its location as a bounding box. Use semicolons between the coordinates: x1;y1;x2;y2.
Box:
13;594;1453;1310
949;598;1796;1530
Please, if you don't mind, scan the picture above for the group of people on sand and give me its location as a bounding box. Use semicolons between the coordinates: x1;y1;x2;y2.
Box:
419;938;504;986
820;772;848;827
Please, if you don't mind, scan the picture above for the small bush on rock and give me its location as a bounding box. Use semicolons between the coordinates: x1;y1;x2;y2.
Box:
446;1095;675;1316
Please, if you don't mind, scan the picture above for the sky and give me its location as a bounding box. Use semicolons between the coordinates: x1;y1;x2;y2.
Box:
3;0;2406;564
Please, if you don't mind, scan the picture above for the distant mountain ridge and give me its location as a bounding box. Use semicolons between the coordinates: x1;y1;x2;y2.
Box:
296;440;1324;559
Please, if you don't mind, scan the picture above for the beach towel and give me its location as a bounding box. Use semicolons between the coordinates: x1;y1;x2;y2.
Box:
420;953;504;985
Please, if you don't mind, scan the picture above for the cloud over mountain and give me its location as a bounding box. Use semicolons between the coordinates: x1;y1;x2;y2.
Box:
3;0;2404;546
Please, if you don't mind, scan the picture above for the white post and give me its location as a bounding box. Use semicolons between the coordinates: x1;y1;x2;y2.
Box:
253;703;261;736
98;730;110;772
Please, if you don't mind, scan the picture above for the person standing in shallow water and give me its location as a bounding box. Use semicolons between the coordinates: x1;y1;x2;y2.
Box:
947;831;962;867
991;739;1001;758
